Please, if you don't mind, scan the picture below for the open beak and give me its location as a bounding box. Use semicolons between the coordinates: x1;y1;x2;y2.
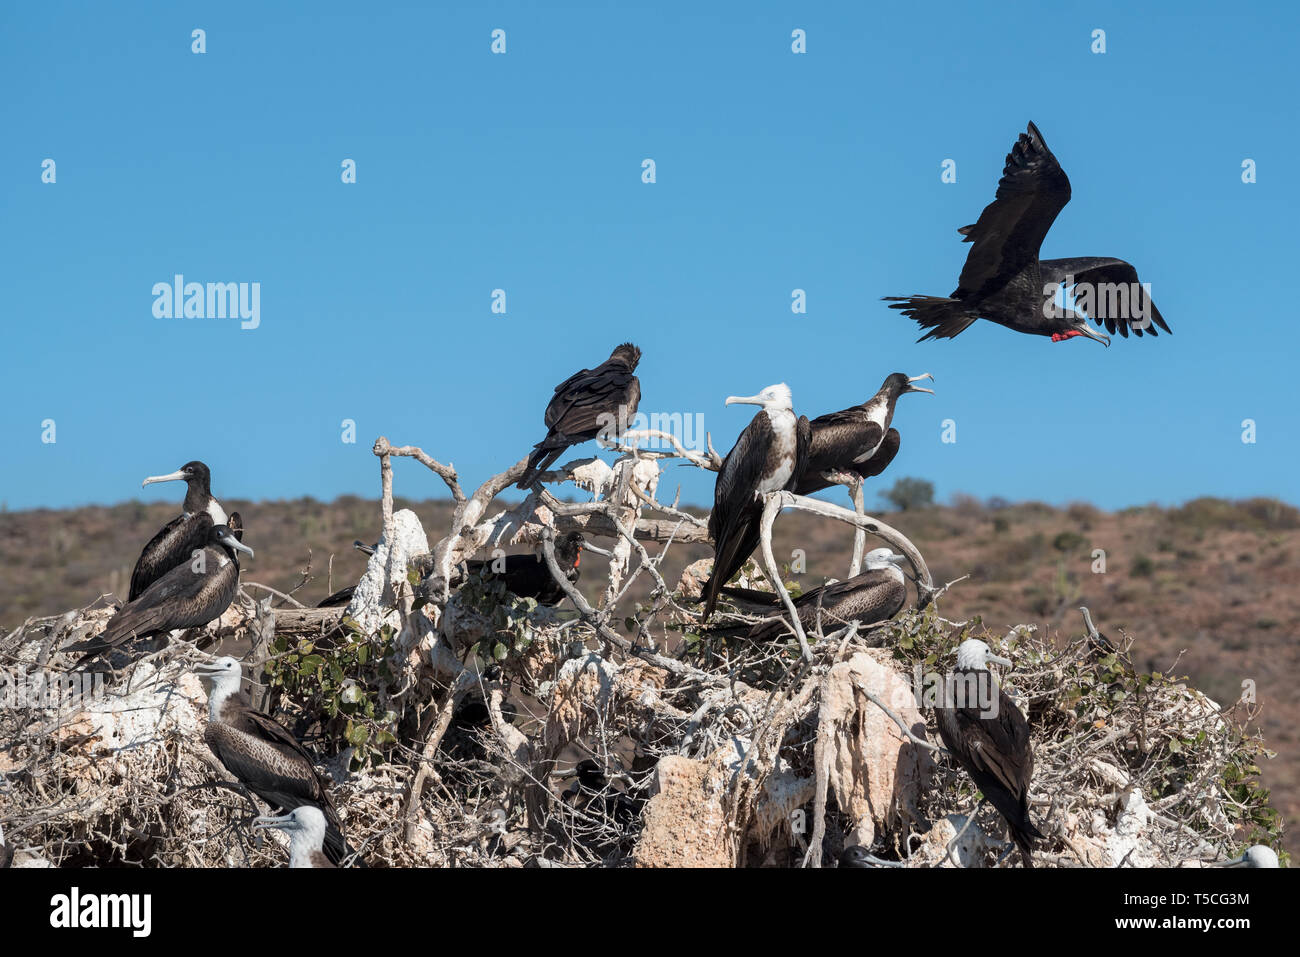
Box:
141;469;189;488
725;394;763;407
1077;324;1111;347
906;373;935;395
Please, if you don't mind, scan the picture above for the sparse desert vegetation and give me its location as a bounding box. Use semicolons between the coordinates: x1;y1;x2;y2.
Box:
1;491;1295;858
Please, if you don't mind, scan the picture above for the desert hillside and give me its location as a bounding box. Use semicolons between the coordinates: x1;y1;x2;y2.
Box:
1;491;1294;855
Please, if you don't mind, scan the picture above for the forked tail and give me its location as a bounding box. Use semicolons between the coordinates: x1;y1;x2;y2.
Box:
883;296;979;342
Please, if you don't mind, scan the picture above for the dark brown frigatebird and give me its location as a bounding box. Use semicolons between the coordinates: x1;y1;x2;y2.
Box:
193;656;353;866
885;122;1170;346
795;373;933;496
316;541;376;608
701;383;811;621
131;461;227;599
516;343;642;489
454;531;584;605
714;548;908;640
934;639;1043;867
254;807;336;868
63;514;252;665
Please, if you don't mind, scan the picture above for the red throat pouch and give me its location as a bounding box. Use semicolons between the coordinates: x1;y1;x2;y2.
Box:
1051;330;1082;342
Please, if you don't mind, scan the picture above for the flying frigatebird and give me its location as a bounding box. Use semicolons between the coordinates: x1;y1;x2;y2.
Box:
255;807;336;868
516;343;642;489
935;639;1044;867
885;122;1170;346
701;383;811;621
194;656;353;866
795;374;934;496
63;515;252;665
715;548;909;640
131;461;227;599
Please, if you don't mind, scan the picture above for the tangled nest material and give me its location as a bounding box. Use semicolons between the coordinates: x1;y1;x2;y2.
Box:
0;440;1282;868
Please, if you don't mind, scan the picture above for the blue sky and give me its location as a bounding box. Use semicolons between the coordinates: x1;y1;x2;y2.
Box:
2;1;1296;513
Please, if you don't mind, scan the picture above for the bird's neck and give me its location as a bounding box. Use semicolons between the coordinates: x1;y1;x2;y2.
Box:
865;562;905;584
288;834;316;868
206;680;239;720
764;406;795;427
863;393;894;429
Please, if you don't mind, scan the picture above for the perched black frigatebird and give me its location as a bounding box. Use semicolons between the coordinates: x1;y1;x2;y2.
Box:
934;639;1043;867
63;514;251;664
131;461;227;599
453;531;584;605
194;656;354;866
701;383;811;621
796;374;933;495
516;343;642;489
885;122;1169;346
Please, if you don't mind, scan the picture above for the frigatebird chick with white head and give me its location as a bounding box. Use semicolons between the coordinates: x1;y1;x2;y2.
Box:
795;374;934;496
131;461;227;599
63;515;252;665
255;807;336;869
716;548;909;641
885;122;1169;346
193;656;354;866
935;638;1044;867
701;383;811;621
516;343;642;489
1221;845;1279;868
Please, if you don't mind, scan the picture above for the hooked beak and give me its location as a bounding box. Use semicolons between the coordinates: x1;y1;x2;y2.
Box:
353;540;376;556
141;469;189;488
725;393;763;407
906;373;935;395
192;660;229;678
987;652;1013;668
253;813;295;831
887;553;907;566
220;533;255;558
1077;324;1111;347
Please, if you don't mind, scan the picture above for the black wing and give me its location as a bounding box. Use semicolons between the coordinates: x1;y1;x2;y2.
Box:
517;360;640;488
130;511;213;599
797;410;885;494
1040;257;1170;337
203;718;348;863
856;428;900;480
936;681;1041;855
702;415;774;619
67;550;236;656
542;360;640;439
956;122;1071;299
